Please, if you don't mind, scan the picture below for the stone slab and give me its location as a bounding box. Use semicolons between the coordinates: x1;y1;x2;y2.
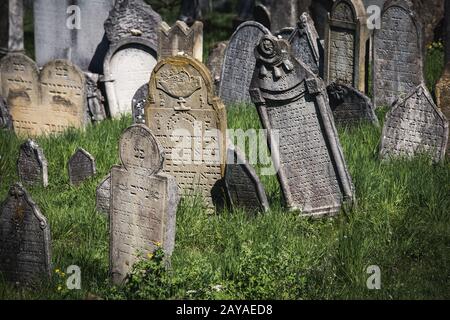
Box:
68;148;96;185
18;139;48;187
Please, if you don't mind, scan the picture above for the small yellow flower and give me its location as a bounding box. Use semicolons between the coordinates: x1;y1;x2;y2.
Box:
55;269;61;274
147;253;154;259
57;286;62;291
61;272;66;277
155;242;161;247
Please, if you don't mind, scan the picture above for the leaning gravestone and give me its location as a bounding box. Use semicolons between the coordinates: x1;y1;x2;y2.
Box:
33;0;114;73
0;183;52;284
159;21;203;62
145;55;227;209
68;148;96;185
0;0;24;58
250;35;354;216
103;0;161;117
380;84;449;163
0;96;13;131
206;41;228;94
18;139;48;187
373;0;424;108
110;124;179;285
219;21;270;106
225;145;270;213
131;84;148;124
324;0;368;92
288;12;322;76
327;83;379;126
96;173;110;215
0;53;88;136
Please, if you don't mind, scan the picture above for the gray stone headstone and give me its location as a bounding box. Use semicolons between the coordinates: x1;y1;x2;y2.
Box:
225;145;270;213
380;84;449;162
373;0;424;108
131;84;148;124
327;82;379;126
0;0;24;58
206;41;228;94
110;124;179;285
219;21;270;106
159;21;203;62
0;96;13;131
68;148;96;185
18;139;48;187
250;34;354;217
96;173;110;215
0;183;51;285
33;0;114;73
85;72;107;122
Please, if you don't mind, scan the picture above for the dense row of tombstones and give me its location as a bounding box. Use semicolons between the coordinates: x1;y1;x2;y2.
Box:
0;0;449;286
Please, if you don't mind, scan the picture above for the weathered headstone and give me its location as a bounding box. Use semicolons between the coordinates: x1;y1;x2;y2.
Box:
159;21;203;62
206;41;228;94
373;0;424;108
0;183;51;284
324;0;368;92
225;145;270;213
68;148;96;185
103;0;161;118
131;84;148;124
85;72;107;122
96;173;110;215
288;12;322;76
33;0;114;73
380;84;449;162
110;124;179;285
0;0;24;58
18;139;48;187
250;35;354;216
0;54;88;136
145;55;227;209
219;21;270;106
0;96;13;131
327;82;379;126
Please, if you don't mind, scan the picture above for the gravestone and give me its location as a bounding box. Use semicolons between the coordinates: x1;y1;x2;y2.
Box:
219;21;270;106
145;55;227;209
288;12;322;76
85;72;107;122
103;0;161;118
18;139;48;187
131;84;148;124
324;0;368;92
373;0;424;108
0;183;52;284
327;83;379;126
0;96;13;131
33;0;115;73
254;0;308;33
225;145;270;213
250;35;354;216
380;84;449;162
68;148;96;185
96;173;111;215
110;124;179;285
0;0;24;58
0;54;88;136
159;21;203;62
206;41;228;94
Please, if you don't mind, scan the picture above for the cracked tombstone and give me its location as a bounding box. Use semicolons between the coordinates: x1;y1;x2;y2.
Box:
373;0;424;108
380;84;449;163
110;124;179;285
0;96;14;131
18;139;48;187
68;148;96;185
159;21;203;62
327;82;379;126
219;21;270;106
249;34;354;217
96;173;111;215
0;183;52;285
145;55;227;209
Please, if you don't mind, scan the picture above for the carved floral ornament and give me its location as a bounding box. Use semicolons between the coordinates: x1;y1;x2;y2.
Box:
254;35;294;80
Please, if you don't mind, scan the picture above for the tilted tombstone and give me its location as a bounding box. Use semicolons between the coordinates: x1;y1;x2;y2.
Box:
250;35;354;216
225;145;270;213
96;173;111;215
219;21;270;106
68;148;96;185
159;21;203;62
33;0;114;73
103;0;161;117
0;0;24;59
288;12;322;77
0;54;88;136
145;55;227;209
0;183;52;284
110;124;179;285
327;82;379;126
373;0;424;108
380;84;449;162
0;96;14;131
18;139;48;187
206;41;228;94
131;84;148;124
324;0;368;92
